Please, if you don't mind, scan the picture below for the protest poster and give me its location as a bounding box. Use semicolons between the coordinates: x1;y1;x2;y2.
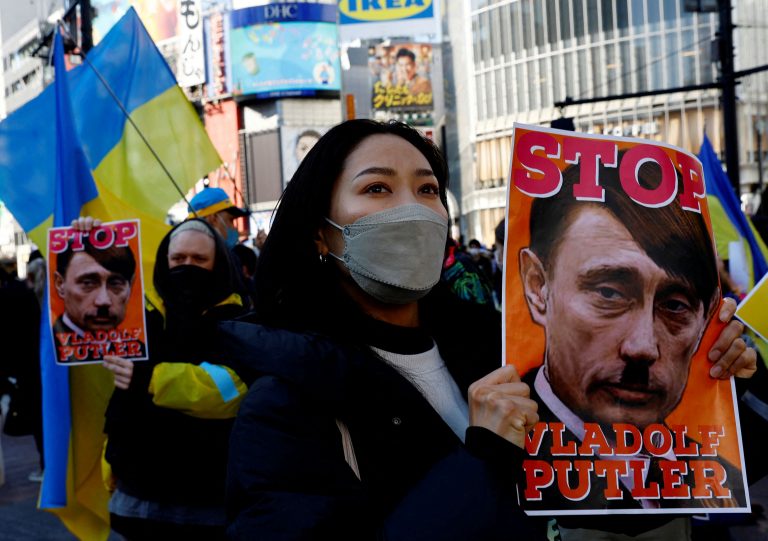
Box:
370;43;433;112
47;220;148;365
502;124;750;515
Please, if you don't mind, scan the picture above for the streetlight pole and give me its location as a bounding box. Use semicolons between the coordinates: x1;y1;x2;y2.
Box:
717;0;740;196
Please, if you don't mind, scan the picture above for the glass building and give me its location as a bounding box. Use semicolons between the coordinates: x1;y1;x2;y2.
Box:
446;0;768;244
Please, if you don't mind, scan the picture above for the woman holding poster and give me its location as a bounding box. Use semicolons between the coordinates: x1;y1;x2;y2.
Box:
219;120;756;540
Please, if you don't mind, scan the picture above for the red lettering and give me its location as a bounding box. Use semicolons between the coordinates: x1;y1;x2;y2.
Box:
58;346;74;361
113;222;138;248
643;424;673;457
614;423;642;455
690;460;732;499
659;460;691;499
698;425;725;456
55;332;73;346
550;422;578;456
69;230;86;251
594;460;627;500
525;423;548;455
127;341;141;356
676;151;706;212
563;139;617;201
554;460;593;501
49;229;70;253
670;425;700;456
112;341;127;356
619;145;678;208
89;226;115;249
513;132;563;197
629;459;660;499
523;460;555;500
579;423;613;456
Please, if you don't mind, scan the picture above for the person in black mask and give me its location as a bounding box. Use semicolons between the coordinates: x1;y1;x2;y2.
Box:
87;218;248;541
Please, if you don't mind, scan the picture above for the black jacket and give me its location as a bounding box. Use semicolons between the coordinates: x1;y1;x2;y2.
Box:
219;292;544;541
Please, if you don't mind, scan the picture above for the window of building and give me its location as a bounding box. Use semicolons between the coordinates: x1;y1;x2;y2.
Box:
665;32;681;87
647;0;661;31
602;0;615;39
546;0;558;47
606;42;620;94
620;40;633;93
634;38;647;92
587;0;599;37
630;0;645;29
617;0;630;37
505;65;515;113
649;35;663;90
501;3;514;59
534;4;547;48
522;0;534;52
540;57;552;107
559;0;572;45
591;46;603;96
528;60;540;109
573;0;586;45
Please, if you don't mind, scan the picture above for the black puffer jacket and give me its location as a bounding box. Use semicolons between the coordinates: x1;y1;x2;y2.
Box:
220;289;545;540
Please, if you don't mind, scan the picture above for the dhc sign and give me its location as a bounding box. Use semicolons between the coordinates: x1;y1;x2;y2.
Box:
339;0;434;24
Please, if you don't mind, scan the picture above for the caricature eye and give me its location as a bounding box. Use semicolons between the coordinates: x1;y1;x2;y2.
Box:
596;286;624;300
659;297;693;314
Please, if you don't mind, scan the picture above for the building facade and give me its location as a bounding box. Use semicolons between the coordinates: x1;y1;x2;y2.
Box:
449;0;768;245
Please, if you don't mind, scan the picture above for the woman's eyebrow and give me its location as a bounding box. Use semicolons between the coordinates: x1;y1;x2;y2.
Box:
353;167;435;180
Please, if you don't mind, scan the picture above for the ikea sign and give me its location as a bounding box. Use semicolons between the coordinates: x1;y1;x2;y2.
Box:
339;0;434;25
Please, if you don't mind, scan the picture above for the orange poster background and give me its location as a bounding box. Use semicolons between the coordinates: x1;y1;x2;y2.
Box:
47;220;147;364
503;125;742;469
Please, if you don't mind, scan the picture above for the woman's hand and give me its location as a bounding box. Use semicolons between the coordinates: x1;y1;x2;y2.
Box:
708;298;757;379
103;355;134;390
70;216;101;231
468;364;539;449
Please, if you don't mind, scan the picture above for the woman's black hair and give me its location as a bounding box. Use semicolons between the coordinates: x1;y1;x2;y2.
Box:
255;119;449;334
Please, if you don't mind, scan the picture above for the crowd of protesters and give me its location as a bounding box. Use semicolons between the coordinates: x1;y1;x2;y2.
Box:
0;120;766;541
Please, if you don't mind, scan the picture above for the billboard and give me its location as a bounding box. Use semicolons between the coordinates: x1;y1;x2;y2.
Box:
229;4;341;98
338;0;439;41
92;0;204;87
280;126;328;187
370;43;433;113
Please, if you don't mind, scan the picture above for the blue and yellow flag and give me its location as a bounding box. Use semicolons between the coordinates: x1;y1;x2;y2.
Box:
0;9;221;540
700;134;768;286
699;134;768;356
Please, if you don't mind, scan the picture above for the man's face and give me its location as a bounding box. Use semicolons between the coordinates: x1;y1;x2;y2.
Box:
207;211;235;240
522;207;708;431
168;230;216;271
396;56;416;82
54;252;131;332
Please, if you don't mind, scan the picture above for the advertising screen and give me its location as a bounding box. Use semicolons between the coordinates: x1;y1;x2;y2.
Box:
229;4;341;98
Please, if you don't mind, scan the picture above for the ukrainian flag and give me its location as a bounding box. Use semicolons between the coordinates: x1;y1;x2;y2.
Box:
699;134;768;356
0;9;220;540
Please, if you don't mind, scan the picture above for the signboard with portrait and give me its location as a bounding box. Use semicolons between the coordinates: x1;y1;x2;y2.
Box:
279;126;328;188
370;43;433;113
47;220;148;365
229;3;341;98
502;124;750;515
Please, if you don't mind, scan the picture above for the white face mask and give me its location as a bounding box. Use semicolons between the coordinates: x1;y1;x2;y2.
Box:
325;204;449;304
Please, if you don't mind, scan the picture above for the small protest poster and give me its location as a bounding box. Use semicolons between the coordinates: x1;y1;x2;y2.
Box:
47;220;148;365
502;124;750;515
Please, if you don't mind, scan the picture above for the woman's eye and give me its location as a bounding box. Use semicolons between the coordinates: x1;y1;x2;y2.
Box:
364;183;390;194
419;183;440;195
